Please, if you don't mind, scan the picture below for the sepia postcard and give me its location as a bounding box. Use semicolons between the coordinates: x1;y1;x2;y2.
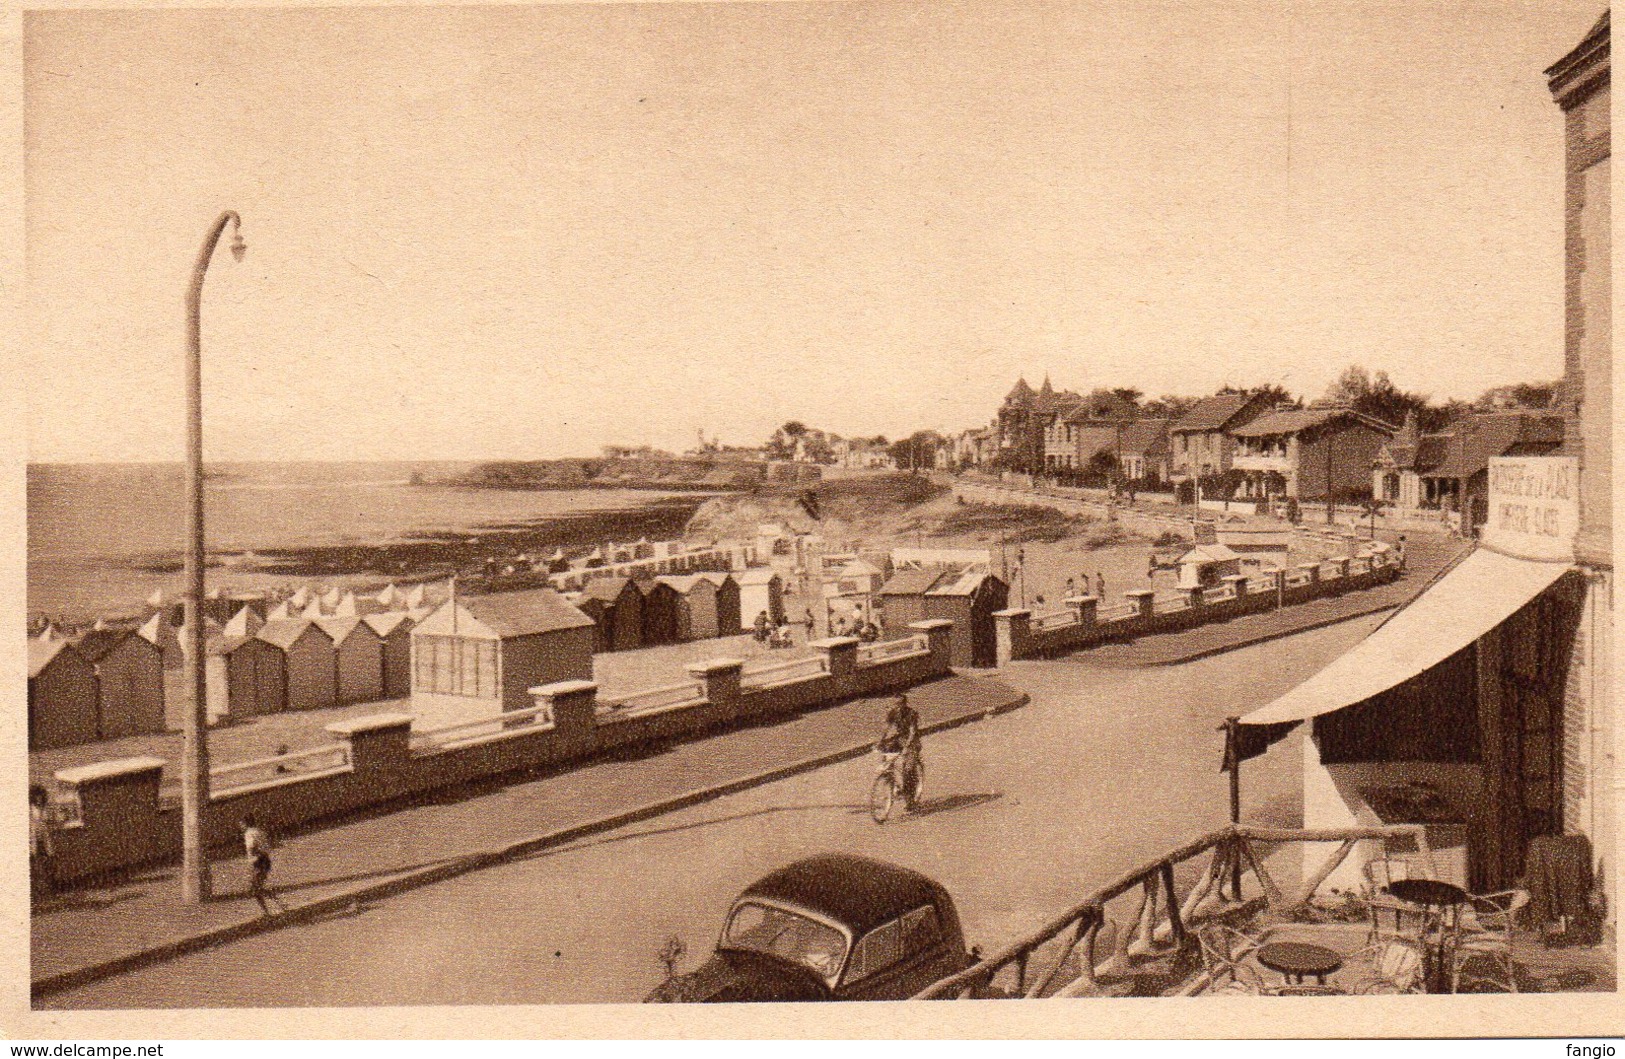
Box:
8;0;1621;1041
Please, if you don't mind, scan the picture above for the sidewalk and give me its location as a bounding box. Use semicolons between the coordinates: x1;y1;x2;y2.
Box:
1066;533;1470;668
32;672;1026;998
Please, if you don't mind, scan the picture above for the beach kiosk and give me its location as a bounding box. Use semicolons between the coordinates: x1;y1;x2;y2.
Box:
27;637;99;749
736;568;785;630
257;618;338;712
635;578;682;646
211;634;288;719
410;587;594;716
365;610;416;698
574;576;644;652
704;572;743;636
1175;543;1243;589
319;616;385;705
73;627;166;741
660;575;721;642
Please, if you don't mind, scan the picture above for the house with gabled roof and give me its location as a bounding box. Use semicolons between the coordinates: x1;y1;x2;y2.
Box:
1168;392;1276;489
1229;405;1397;503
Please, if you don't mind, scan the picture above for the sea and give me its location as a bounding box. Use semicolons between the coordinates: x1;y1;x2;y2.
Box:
28;461;709;624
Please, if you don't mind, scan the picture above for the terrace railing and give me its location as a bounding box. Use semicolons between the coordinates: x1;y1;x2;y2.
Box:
409;701;556;752
856;634;929;666
601;680;706;716
203;744;353;795
1152;595;1189;615
913;823;1432;1000
1031;610;1080;632
741;654;829;689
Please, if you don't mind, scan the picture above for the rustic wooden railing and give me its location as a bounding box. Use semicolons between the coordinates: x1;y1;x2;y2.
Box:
912;823;1433;1000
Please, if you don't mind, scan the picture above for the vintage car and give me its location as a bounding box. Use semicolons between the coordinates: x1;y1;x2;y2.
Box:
645;853;973;1002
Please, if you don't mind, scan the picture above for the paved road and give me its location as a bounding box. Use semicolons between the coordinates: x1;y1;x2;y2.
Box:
45;614;1386;1008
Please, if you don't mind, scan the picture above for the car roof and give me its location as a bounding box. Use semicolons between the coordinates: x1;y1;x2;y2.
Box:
737;854;949;938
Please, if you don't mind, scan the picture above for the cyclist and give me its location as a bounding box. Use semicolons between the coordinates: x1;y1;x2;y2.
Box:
875;694;922;806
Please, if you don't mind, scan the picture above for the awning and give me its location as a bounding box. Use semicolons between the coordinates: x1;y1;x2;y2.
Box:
1227;547;1573;765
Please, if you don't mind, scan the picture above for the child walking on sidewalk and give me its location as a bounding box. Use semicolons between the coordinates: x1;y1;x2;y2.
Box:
240;815;287;915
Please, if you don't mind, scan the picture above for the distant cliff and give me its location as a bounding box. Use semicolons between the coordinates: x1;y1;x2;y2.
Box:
458;457;821;492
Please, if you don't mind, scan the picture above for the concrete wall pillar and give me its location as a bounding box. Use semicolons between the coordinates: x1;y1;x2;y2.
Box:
908;619;955;672
1299;563;1321;586
1186;586;1206;609
810;637;860;679
324;713;413;770
1126;589;1156;619
1221;574;1249;598
1064;594;1097;629
685;658;744;723
993;609;1031;665
530;679;599;753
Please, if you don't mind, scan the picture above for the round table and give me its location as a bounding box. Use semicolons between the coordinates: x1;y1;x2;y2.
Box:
1256;941;1344;985
1385;879;1468;993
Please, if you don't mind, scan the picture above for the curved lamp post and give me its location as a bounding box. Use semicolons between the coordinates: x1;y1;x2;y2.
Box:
181;210;246;904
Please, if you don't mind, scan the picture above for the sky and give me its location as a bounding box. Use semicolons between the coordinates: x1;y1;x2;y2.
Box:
23;0;1602;462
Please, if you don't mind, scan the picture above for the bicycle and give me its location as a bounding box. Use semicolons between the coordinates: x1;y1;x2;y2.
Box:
869;747;924;824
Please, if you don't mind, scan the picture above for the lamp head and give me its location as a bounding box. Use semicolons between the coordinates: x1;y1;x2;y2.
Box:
230;232;247;263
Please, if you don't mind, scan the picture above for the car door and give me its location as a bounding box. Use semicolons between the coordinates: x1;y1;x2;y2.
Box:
838;905;959;1000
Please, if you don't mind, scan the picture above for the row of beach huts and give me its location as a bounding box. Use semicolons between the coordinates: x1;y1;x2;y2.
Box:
29;558;789;752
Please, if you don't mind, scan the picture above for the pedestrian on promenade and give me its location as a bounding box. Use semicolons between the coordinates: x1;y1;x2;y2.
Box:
753;610;770;644
30;784;56;904
240;815;286;916
1065;577;1076;599
1396;535;1408;570
802;608;815;642
1095;571;1106;599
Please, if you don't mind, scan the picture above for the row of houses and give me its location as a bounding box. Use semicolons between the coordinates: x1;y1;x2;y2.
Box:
950;380;1566;530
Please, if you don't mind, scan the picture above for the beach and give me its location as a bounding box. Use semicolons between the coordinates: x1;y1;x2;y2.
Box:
28;461;711;623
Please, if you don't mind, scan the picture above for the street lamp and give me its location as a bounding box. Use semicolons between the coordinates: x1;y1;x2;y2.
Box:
181;210;246;904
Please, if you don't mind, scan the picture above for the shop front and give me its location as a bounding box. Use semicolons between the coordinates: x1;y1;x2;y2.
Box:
1226;457;1602;913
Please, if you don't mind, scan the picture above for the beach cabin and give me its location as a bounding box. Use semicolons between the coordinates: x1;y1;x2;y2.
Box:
319;616;385;705
1176;543;1243;589
636;578;681;646
211;634;287;719
410;588;595;716
576;577;643;652
879;566;1006;668
257;619;338;712
735;568;785;630
704;572;743;636
138;611;183;670
365;611;416;699
661;575;720;641
74;627;166;740
28;638;99;750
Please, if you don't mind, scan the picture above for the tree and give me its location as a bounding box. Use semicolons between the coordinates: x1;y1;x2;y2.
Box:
1143;394;1199;419
1321;364;1431;430
1248;383;1299;408
890;431;943;472
1110;387;1144;408
1474;381;1557;411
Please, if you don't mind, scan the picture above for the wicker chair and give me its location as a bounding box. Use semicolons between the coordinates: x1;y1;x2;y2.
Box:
1451;889;1530;993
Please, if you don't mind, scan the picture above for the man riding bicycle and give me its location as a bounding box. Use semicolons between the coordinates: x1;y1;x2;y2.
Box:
876;694;922;805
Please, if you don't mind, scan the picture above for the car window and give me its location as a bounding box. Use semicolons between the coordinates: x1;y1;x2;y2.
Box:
900;905;943;954
846;919;903;982
723;901;847;982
